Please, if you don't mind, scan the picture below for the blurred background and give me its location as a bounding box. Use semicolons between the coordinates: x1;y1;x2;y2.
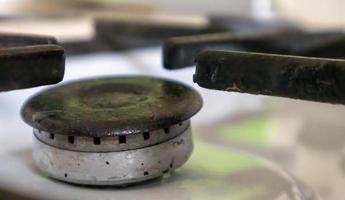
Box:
1;1;345;200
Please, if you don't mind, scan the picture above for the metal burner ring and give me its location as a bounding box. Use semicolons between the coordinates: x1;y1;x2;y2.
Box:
33;124;193;186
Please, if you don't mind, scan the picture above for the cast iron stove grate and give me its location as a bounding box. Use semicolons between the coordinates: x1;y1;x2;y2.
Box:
0;33;65;92
163;30;345;105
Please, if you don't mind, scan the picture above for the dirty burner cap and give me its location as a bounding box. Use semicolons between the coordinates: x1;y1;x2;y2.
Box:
21;76;202;186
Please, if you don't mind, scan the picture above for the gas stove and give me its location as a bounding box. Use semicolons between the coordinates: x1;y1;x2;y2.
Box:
1;9;345;200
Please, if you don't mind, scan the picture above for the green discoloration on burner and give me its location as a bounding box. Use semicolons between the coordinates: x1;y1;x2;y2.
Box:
21;76;202;137
195;50;345;105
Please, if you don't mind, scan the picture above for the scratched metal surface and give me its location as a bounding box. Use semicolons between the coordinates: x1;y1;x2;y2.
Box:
0;47;327;200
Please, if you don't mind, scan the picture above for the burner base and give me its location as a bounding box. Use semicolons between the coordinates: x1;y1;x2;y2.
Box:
32;127;193;186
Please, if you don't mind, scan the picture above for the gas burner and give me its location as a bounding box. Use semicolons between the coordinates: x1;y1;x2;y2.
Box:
0;33;65;92
21;76;202;186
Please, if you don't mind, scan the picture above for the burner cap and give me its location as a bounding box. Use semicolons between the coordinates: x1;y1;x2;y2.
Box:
21;76;202;186
22;76;202;137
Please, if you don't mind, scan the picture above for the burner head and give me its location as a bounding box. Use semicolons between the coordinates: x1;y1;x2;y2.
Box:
21;76;202;186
